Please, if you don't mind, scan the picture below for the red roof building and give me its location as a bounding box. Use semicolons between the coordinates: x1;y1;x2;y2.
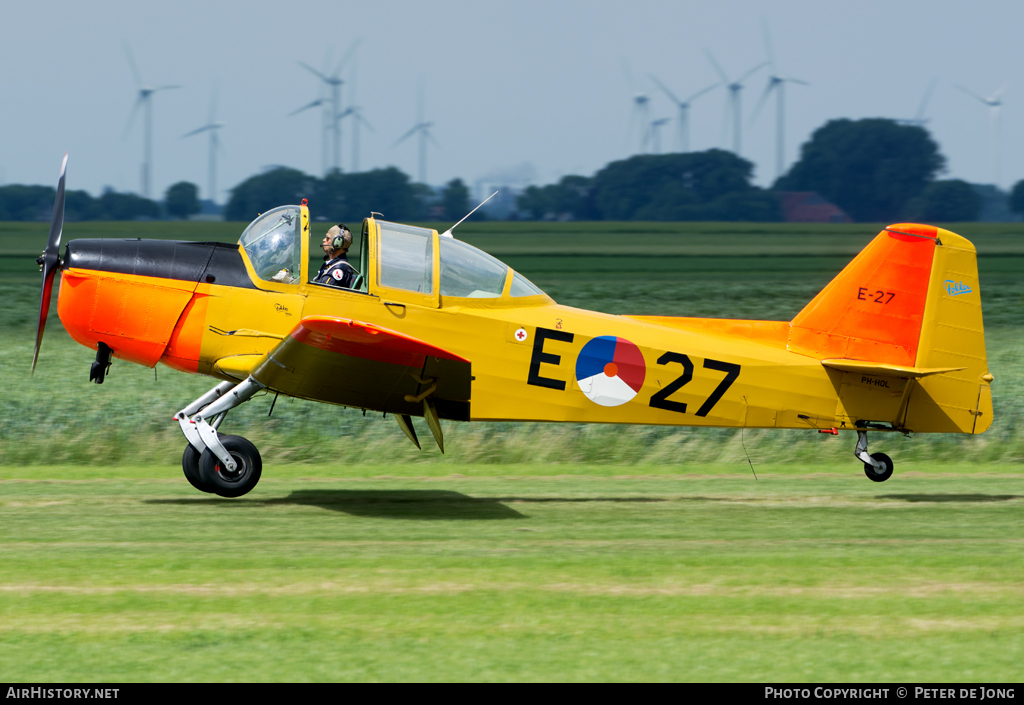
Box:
776;191;852;223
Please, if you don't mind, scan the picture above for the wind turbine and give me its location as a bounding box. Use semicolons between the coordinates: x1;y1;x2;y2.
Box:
704;49;766;156
337;58;374;173
622;61;651;154
647;118;671;154
393;85;438;184
648;73;720;153
957;82;1010;187
749;23;808;181
182;87;225;205
896;80;937;127
298;39;362;174
122;45;180;199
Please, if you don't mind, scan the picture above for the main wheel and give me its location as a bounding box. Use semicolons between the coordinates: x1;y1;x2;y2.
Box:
198;434;263;498
863;452;894;482
182;445;216;493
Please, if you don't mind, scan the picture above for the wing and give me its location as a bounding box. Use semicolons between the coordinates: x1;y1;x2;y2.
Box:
250;316;472;421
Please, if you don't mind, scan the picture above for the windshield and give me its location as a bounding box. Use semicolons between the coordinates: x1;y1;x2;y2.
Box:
240;206;302;284
439;237;508;298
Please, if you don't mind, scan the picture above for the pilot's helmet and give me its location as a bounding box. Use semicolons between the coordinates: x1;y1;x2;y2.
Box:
326;224;352;252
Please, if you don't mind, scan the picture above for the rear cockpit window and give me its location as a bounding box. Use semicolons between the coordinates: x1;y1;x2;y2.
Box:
378;221;434;293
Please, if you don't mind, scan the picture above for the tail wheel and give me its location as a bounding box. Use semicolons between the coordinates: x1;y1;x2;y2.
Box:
182;445;217;493
863;452;894;482
198;435;262;498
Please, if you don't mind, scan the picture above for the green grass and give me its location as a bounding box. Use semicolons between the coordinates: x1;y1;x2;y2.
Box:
1;467;1022;681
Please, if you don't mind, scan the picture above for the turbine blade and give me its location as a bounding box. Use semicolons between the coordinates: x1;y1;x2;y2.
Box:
915;79;937;121
956;84;988;105
182;125;212;138
392;125;420;148
748;80;775;126
737;61;768;85
990;81;1011;101
298;61;330;83
333;38;364;76
648;73;681;106
289;98;324;116
762;19;776;70
122;43;142;87
122;96;144;139
704;49;730;83
687;81;722;103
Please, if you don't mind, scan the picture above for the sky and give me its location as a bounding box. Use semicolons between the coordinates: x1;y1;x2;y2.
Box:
3;0;1023;204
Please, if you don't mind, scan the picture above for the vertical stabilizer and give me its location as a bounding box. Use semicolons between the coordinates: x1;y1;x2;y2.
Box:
789;223;992;434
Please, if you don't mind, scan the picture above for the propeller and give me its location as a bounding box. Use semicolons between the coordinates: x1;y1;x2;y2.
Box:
32;153;68;374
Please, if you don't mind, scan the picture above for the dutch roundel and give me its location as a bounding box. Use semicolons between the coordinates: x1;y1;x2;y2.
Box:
575;336;646;407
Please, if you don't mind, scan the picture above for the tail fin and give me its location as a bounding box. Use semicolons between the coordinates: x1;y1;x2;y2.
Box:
791;223;992;434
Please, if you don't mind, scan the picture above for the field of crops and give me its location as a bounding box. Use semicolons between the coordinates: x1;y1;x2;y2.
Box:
1;220;1021;681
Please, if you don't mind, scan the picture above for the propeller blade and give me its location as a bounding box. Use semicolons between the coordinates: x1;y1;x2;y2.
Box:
33;153;68;374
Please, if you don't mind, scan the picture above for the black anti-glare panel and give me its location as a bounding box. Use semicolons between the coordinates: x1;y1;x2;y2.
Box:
64;240;256;289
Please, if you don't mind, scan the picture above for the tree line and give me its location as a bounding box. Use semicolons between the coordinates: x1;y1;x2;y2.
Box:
3;118;1024;223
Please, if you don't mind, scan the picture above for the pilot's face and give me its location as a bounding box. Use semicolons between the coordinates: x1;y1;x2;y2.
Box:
321;234;334;256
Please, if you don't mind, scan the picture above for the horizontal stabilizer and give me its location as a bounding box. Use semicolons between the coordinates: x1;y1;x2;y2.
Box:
821;358;965;378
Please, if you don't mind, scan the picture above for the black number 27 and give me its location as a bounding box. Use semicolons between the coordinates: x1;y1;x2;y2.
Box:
649;353;741;417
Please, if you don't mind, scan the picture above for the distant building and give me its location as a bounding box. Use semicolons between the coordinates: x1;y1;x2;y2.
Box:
775;191;852;223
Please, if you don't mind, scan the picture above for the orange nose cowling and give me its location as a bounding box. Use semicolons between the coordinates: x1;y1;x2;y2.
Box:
58;268;200;369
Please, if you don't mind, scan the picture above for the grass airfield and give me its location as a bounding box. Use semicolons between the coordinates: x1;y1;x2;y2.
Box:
1;464;1022;681
1;220;1021;681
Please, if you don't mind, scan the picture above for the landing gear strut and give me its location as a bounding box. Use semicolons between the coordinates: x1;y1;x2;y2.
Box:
175;376;265;497
855;430;894;482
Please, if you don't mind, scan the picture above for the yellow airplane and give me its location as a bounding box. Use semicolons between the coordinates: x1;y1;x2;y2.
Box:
33;156;993;497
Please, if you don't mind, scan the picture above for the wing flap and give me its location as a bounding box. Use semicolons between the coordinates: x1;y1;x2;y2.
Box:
250;316;472;420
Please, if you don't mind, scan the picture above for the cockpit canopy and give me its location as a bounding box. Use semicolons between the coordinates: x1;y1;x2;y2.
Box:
240;206;303;284
238;207;546;302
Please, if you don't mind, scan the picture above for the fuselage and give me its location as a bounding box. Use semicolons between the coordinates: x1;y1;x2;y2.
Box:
55;214;992;436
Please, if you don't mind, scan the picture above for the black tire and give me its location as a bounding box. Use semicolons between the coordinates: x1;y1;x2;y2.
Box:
182;444;216;493
863;452;894;482
198;434;263;498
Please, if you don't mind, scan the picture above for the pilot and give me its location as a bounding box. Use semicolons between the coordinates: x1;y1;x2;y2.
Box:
314;224;358;288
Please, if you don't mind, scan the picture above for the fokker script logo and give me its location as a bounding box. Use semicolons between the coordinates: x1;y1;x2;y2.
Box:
943;280;972;297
